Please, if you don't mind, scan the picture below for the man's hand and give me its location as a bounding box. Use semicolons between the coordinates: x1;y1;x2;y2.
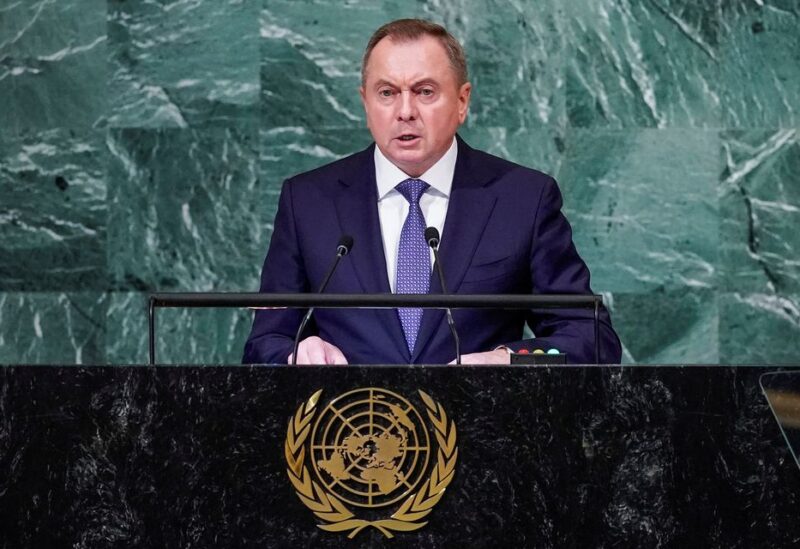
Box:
288;336;348;365
449;348;510;365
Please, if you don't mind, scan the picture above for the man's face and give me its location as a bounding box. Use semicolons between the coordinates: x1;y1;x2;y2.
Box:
360;35;471;177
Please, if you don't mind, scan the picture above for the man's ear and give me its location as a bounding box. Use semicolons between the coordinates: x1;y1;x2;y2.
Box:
359;86;370;128
458;82;472;123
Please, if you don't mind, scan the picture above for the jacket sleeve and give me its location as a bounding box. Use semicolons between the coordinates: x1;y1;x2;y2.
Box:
504;176;622;364
242;180;312;364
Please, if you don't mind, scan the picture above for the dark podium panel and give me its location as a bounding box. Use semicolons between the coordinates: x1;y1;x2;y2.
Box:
1;365;799;547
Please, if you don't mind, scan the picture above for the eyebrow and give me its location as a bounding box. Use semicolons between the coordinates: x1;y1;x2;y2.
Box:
373;78;440;89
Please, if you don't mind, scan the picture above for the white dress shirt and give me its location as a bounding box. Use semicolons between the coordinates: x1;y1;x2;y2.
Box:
374;138;457;293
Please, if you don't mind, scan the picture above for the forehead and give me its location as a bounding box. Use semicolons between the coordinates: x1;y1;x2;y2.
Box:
365;35;454;84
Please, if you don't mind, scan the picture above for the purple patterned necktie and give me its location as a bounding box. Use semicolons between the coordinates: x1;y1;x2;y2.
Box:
395;178;431;354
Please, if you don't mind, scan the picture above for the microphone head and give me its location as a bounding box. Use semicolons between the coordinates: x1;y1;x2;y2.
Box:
337;235;354;255
424;227;440;248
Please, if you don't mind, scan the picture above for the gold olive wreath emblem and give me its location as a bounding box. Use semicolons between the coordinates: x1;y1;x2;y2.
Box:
284;388;458;538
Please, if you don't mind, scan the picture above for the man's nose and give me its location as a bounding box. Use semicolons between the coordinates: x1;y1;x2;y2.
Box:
397;90;417;121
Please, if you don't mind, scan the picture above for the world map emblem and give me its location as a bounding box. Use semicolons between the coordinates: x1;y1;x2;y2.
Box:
284;388;458;538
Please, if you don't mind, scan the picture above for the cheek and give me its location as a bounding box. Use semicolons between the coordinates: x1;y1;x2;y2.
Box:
430;106;462;130
369;107;391;125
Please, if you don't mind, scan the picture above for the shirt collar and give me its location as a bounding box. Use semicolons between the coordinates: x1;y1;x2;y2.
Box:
374;137;457;200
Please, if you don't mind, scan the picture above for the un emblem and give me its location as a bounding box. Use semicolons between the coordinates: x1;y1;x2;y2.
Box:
284;388;458;538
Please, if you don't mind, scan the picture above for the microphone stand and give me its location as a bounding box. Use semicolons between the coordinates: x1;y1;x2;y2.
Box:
427;229;461;365
291;239;352;365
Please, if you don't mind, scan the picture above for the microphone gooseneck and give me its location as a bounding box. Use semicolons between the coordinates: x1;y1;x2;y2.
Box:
425;227;461;365
291;235;353;365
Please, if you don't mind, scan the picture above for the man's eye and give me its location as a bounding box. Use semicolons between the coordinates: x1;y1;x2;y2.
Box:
419;88;434;96
379;89;394;97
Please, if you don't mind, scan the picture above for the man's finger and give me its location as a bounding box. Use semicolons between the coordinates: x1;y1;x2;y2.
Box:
305;340;328;364
325;344;348;365
296;344;312;365
450;351;510;365
295;337;318;365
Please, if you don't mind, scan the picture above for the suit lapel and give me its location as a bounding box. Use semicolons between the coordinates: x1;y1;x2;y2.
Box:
412;136;498;362
334;148;389;294
334;145;411;361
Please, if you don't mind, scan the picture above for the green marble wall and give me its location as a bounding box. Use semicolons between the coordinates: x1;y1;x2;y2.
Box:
1;0;798;365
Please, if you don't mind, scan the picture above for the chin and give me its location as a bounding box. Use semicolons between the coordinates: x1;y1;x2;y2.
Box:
388;151;425;168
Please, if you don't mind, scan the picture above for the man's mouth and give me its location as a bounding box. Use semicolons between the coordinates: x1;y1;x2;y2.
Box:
397;134;420;142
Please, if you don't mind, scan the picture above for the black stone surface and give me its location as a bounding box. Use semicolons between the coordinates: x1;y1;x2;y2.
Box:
0;365;798;548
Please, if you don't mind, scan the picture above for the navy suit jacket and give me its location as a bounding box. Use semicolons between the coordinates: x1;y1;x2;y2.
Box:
242;136;622;365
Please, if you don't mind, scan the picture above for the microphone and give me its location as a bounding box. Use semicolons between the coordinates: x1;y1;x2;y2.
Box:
291;235;353;365
425;227;461;365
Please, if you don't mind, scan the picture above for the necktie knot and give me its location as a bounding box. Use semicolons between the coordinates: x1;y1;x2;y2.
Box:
395;178;429;205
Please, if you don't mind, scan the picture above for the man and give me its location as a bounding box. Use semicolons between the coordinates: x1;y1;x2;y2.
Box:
243;19;622;365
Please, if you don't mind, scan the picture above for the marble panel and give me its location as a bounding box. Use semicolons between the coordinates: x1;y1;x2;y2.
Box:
437;0;565;129
458;126;564;177
107;0;260;128
720;292;800;364
106;128;262;292
0;0;107;132
0;292;105;365
608;290;718;364
720;129;800;294
105;292;148;364
260;1;387;129
558;129;719;293
565;0;721;128
261;0;564;130
106;292;251;364
0;129;107;291
719;0;800;128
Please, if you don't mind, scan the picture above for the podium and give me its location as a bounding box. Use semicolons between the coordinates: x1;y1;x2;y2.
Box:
1;364;799;547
